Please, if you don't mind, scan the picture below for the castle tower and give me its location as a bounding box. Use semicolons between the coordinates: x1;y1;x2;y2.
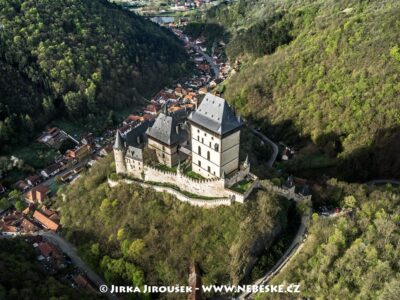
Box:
113;130;126;174
188;93;243;178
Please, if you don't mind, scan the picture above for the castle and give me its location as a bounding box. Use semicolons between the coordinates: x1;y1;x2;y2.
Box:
113;93;258;203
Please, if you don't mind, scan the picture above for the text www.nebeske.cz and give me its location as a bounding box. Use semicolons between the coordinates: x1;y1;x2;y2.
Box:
101;284;301;294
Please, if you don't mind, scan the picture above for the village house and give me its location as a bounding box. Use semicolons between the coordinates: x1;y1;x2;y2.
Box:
26;185;50;203
33;210;60;231
281;147;294;161
26;175;42;186
0;222;18;233
174;86;188;97
65;144;91;160
36;241;65;268
22;205;34;215
16;180;30;192
80;133;95;146
0;211;22;233
123;113;154;126
73;274;98;293
37;127;68;148
144;103;162;115
60;171;74;183
20;217;39;233
99;144;113;157
41;162;63;178
198;87;208;95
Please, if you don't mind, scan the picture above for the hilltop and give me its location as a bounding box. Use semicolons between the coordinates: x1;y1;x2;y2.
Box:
190;0;400;180
55;156;294;299
0;0;189;150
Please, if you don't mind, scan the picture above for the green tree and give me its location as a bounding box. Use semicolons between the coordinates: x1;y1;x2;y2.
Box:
344;195;357;209
14;200;25;212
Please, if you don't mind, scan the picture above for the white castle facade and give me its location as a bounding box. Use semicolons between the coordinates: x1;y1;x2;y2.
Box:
113;93;258;203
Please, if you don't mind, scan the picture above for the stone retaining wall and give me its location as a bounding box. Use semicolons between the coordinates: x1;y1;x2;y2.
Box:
108;178;232;208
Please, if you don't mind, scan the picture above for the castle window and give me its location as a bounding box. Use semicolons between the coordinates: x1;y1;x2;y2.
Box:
197;135;199;140
204;133;207;136
207;166;211;172
214;143;219;151
198;160;201;167
162;153;165;158
211;137;214;140
201;138;204;143
198;146;201;155
207;151;210;160
209;142;211;147
197;129;200;133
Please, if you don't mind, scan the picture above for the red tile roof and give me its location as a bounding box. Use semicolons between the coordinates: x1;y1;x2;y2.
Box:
38;242;53;257
26;185;50;203
41;207;56;217
20;218;38;232
33;210;59;231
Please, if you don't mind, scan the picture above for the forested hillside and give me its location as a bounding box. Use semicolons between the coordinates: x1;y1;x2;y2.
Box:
0;238;95;300
0;0;189;149
56;156;291;299
192;0;400;180
262;181;400;300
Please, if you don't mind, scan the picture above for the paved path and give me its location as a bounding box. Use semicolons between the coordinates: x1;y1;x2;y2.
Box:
247;126;279;167
238;202;311;300
192;44;220;76
365;179;400;186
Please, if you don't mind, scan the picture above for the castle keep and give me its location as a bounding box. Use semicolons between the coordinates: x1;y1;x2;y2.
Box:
113;93;258;203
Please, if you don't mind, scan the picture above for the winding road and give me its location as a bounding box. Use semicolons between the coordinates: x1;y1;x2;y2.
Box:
238;200;311;300
365;179;400;186
193;45;220;76
247;126;279;167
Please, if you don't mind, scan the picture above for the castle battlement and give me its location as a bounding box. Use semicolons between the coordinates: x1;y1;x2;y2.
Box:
113;93;257;204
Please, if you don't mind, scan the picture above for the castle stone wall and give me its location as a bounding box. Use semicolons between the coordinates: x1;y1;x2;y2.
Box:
225;164;251;187
108;178;232;208
262;181;312;202
143;166;228;198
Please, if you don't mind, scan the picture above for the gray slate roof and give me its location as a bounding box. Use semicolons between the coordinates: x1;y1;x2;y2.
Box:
147;113;186;146
113;120;153;150
113;130;124;150
188;93;242;136
125;120;153;147
126;146;143;161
